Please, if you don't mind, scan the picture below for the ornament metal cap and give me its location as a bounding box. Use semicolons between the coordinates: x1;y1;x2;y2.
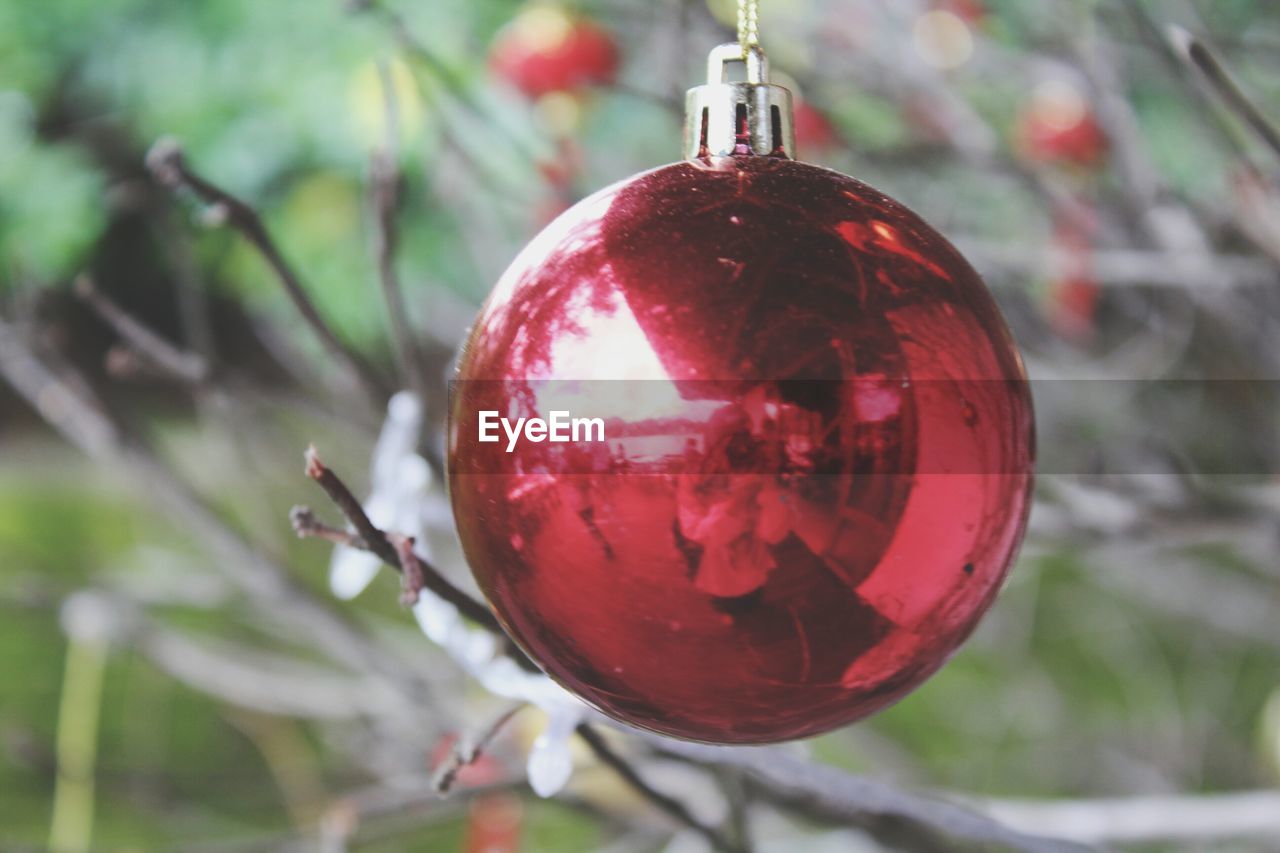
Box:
685;43;796;161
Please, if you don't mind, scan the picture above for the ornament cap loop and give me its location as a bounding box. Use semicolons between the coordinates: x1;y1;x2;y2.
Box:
685;43;795;161
708;42;768;85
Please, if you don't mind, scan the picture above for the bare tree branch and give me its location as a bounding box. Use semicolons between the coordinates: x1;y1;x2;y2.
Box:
432;702;525;794
1119;1;1255;167
138;615;399;721
717;767;755;853
161;213;218;367
1168;25;1280;163
320;776;520;849
958;242;1279;290
296;448;749;847
301;445;503;632
0;315;412;690
646;738;1088;853
370;63;430;406
0;316;121;456
290;505;366;548
576;724;744;853
352;0;542;169
145;137;391;406
984;790;1280;845
74;274;211;384
387;532;427;607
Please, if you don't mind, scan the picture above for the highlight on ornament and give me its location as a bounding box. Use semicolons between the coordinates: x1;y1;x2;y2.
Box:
449;24;1034;744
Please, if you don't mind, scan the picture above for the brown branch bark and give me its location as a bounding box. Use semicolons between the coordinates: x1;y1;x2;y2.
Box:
74;274;211;384
353;0;542;169
1168;25;1280;163
145;137;391;406
387;532;427;607
646;737;1087;853
576;724;745;853
301;445;503;631
0;316;412;690
370;63;430;405
432;702;526;794
290;506;365;548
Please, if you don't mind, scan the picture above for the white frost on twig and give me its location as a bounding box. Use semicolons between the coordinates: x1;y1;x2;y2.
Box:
329;391;434;599
335;389;588;796
411;590;586;797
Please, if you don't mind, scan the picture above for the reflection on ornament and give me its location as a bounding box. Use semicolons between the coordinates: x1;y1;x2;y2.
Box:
449;40;1034;743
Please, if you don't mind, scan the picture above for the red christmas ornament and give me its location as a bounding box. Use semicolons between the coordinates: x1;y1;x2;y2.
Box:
490;6;619;100
450;43;1034;743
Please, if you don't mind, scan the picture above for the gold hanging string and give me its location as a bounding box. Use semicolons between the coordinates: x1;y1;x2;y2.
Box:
738;0;760;58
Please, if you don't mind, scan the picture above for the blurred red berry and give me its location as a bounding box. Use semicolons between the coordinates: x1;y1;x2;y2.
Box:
793;99;837;152
939;0;987;25
1015;80;1108;168
1049;276;1100;340
430;732;505;788
491;6;619;99
1047;202;1100;340
466;793;523;853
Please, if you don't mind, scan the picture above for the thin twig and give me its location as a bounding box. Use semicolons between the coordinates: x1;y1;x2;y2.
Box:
1117;2;1280;268
145;137;391;406
576;724;743;853
387;533;426;607
954;242;1279;290
646;737;1086;853
138;615;397;721
0;316;413;690
718;767;755;853
356;0;542;168
158;211;218;367
983;790;1280;845
302;445;501;630
0;317;120;454
1119;1;1254;166
321;775;520;848
370;63;429;406
104;346;172;381
1168;25;1280;163
74;275;210;384
432;702;526;794
289;506;366;548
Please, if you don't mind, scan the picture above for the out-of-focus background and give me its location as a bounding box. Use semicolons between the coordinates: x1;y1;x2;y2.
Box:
2;0;1280;850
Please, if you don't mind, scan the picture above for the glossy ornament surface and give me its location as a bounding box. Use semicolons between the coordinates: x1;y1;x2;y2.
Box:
448;154;1034;743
